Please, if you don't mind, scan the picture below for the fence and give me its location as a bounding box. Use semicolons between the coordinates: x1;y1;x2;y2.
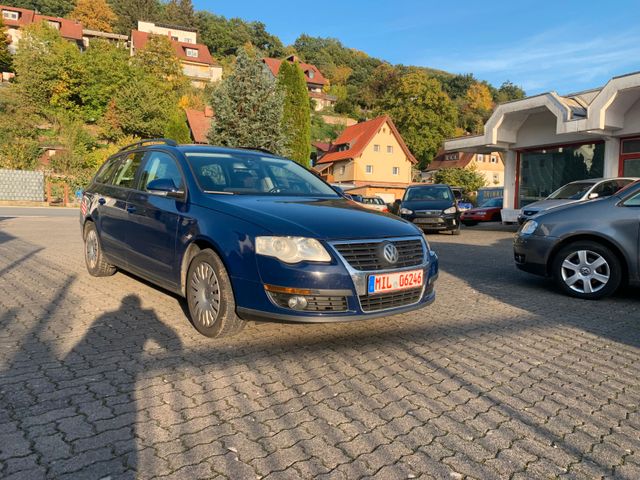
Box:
0;169;45;202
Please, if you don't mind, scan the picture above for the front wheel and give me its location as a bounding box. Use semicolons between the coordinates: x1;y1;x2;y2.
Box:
552;241;622;300
186;249;246;337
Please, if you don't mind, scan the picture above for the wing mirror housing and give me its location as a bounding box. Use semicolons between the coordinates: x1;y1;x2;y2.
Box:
588;192;599;199
147;178;185;198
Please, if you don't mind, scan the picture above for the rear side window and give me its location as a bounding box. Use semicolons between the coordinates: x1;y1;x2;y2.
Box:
112;152;144;188
140;151;184;191
94;156;121;185
623;191;640;206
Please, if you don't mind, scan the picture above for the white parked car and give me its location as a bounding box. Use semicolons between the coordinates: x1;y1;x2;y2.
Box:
518;177;638;224
358;196;389;212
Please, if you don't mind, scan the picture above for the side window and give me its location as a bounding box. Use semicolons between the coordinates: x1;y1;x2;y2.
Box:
623;191;640;207
112;152;144;188
140;151;184;192
95;156;122;185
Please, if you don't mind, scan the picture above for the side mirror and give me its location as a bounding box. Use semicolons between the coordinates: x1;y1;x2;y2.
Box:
588;192;599;199
147;178;185;198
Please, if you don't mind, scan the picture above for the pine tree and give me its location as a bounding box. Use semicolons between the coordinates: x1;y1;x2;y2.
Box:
108;0;161;34
0;17;13;73
207;48;285;155
162;0;195;28
277;60;311;166
68;0;117;33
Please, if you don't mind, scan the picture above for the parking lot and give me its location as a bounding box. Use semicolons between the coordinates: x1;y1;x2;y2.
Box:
1;211;640;479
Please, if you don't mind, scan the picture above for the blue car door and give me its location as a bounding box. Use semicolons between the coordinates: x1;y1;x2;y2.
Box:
125;150;187;287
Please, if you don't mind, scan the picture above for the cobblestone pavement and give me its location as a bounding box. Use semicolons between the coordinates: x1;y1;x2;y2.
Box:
1;216;640;480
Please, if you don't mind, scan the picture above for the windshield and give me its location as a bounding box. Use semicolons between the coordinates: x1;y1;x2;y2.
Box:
548;182;595;200
404;186;453;202
185;152;339;197
362;197;384;205
480;197;503;208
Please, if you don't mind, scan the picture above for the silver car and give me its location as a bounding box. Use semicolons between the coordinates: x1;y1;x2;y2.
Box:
517;177;637;224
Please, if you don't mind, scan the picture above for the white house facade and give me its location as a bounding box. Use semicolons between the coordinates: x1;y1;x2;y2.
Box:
444;71;640;221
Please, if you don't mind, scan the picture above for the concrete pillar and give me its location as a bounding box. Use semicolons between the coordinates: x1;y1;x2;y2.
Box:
502;150;518;210
603;137;620;178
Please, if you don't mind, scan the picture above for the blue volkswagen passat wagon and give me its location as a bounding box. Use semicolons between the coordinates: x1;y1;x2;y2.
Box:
81;139;439;337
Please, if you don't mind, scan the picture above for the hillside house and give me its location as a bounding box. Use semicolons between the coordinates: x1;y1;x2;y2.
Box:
263;55;336;111
425;150;505;186
132;21;222;88
185;106;214;144
313;115;416;202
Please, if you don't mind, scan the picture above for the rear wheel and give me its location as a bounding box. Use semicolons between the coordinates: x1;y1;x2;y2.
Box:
83;222;116;277
552;241;622;299
186;249;246;337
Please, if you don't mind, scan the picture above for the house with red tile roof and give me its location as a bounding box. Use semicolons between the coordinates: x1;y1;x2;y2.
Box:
424;150;504;186
1;4;84;52
185;106;214;144
313;115;417;202
132;21;222;88
263;55;336;111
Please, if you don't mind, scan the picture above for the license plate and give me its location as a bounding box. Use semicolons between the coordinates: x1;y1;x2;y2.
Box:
368;269;424;295
415;217;442;224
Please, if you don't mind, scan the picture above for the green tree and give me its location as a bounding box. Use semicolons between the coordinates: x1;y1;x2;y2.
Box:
278;60;311;165
207;48;285;154
0;85;41;170
78;40;133;121
4;0;74;17
68;0;117;32
495;81;526;103
0;17;12;73
108;0;161;34
164;109;191;144
131;34;187;93
13;22;83;114
161;0;195;28
433;166;487;193
375;71;457;169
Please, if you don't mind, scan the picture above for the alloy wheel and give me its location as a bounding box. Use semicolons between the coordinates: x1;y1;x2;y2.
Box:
189;262;221;328
86;229;98;269
560;250;610;294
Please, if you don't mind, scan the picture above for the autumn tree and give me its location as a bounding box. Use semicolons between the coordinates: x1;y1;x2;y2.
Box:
278;60;311;165
68;0;117;32
131;34;187;93
434;166;487;194
0;17;12;73
207;48;285;154
375;71;457;169
495;81;526;103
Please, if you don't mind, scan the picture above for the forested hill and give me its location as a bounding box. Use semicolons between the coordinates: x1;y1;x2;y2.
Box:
3;0;525;167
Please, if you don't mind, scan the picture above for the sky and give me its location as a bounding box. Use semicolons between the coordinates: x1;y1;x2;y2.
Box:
193;0;640;96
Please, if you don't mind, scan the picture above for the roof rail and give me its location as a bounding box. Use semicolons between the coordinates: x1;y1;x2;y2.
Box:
118;138;178;152
237;146;275;155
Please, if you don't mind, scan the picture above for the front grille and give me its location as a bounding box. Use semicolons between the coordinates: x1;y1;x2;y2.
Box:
268;292;348;312
359;287;423;312
415;210;441;216
333;239;424;271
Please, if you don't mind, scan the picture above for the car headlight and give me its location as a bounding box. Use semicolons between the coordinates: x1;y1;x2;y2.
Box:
520;220;539;236
400;208;413;215
255;236;331;263
443;206;457;214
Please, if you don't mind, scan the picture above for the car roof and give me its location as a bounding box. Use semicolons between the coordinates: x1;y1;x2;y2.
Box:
118;142;281;159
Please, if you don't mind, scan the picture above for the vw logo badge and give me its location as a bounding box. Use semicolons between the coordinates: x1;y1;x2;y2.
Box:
382;243;399;264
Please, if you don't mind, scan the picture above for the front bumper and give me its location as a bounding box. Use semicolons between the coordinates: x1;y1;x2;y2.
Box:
513;234;558;277
401;213;459;230
233;237;438;323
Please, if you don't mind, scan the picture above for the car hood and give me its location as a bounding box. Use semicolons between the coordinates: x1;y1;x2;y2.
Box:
199;195;421;239
522;198;578;212
401;200;454;211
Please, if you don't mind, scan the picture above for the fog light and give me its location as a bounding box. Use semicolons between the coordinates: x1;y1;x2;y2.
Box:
287;296;308;310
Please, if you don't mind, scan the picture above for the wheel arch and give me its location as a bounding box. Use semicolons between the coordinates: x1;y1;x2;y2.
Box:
179;237;228;297
546;234;629;283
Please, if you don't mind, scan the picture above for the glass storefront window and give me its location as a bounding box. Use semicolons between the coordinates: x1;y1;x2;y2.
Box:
518;142;604;207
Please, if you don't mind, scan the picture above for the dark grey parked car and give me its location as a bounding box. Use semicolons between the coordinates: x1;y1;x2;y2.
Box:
514;180;640;299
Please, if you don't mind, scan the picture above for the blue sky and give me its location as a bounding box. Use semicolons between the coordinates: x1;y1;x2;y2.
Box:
194;0;640;96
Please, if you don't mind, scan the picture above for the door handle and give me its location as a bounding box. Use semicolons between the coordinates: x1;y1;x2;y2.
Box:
98;198;106;205
126;205;137;214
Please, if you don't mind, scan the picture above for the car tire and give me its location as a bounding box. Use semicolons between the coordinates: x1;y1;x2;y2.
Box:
186;249;246;338
552;241;622;300
83;221;116;277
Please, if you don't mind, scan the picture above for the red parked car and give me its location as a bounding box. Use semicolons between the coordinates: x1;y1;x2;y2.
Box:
461;197;503;226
